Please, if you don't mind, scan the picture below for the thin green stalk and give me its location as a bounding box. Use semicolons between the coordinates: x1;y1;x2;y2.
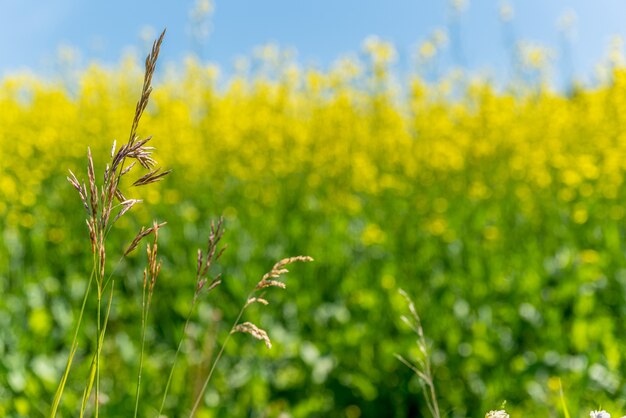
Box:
186;255;312;418
49;267;95;418
80;281;115;418
559;379;571;418
57;29;165;418
396;289;441;418
134;281;150;418
95;283;101;418
157;301;197;416
52;254;124;418
189;297;250;418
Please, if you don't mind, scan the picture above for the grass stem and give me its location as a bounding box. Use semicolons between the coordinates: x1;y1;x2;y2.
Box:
157;302;196;416
133;278;148;418
49;267;94;418
188;300;248;418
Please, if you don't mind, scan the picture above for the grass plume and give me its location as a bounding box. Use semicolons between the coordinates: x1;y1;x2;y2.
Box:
188;255;314;417
50;28;169;418
158;218;226;417
49;27;315;418
395;288;441;418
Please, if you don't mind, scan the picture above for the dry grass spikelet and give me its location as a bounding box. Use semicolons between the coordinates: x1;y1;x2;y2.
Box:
67;170;89;214
125;222;167;256
256;255;314;290
132;167;172;187
195;217;226;296
86;147;98;220
245;297;269;307
67;29;170;264
232;322;272;349
145;221;163;292
129;30;165;144
112;199;142;225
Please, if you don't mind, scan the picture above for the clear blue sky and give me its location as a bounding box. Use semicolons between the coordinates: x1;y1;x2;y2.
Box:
1;0;626;84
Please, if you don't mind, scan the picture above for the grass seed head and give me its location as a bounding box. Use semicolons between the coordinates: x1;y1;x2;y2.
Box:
194;217;226;297
67;169;90;214
232;321;272;349
246;297;270;307
132;168;172;187
87;147;98;220
125;221;167;256
256;255;313;289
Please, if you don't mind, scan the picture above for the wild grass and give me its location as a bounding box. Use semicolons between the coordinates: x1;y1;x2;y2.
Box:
558;379;572;418
395;289;441;418
133;222;163;418
1;13;625;417
157;218;226;417
51;29;169;418
189;255;313;417
49;29;312;417
396;289;619;418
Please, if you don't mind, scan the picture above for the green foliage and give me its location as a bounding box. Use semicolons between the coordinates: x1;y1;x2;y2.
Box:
3;45;626;417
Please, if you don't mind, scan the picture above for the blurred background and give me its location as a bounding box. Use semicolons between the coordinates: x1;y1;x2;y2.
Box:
3;0;626;87
2;1;626;417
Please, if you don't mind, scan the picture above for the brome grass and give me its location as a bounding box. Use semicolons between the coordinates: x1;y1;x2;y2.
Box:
49;29;313;418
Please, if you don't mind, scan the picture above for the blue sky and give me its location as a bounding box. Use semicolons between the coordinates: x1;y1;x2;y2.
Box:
1;0;626;84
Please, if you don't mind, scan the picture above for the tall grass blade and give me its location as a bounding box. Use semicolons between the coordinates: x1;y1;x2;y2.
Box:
49;269;94;417
559;379;571;418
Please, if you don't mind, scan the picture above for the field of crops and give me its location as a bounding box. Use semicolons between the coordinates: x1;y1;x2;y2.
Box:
2;39;626;417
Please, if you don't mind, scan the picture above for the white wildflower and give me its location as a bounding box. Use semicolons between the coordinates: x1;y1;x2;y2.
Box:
486;410;509;418
590;411;610;418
